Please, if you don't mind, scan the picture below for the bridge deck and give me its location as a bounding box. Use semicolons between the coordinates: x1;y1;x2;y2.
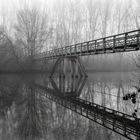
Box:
36;29;140;60
35;83;140;140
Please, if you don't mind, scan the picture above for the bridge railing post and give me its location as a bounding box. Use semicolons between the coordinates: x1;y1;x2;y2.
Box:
65;47;67;56
55;49;57;56
67;47;69;55
56;49;58;56
75;45;77;54
64;47;65;56
87;42;89;54
80;43;82;55
113;36;116;52
124;33;128;51
69;46;72;55
137;30;140;50
53;50;55;57
103;38;106;53
60;48;61;55
62;48;64;56
58;49;60;56
49;51;51;57
59;48;61;56
95;40;97;53
60;48;62;55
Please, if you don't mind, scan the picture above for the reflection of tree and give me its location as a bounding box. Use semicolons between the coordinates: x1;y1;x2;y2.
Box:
0;75;50;140
0;74;128;140
85;123;102;140
116;77;125;112
0;27;21;71
83;75;128;140
14;6;52;70
16;78;49;140
0;75;22;140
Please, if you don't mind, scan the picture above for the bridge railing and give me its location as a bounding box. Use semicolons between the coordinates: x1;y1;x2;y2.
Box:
72;97;140;123
35;29;140;60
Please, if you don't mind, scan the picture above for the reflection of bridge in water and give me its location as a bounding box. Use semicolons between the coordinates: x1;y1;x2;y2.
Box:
35;29;140;140
35;78;140;140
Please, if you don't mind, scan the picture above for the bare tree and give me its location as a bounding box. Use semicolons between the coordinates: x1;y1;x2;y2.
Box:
86;0;100;40
131;0;140;29
0;26;17;70
14;7;52;68
99;0;111;37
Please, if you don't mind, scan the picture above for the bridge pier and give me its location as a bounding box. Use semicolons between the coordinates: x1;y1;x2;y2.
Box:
49;56;87;97
136;30;140;50
50;56;87;78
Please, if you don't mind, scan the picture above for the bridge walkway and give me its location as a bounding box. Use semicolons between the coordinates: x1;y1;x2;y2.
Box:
35;29;140;60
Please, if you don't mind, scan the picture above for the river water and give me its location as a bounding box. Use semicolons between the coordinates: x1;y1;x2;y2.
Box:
0;72;139;140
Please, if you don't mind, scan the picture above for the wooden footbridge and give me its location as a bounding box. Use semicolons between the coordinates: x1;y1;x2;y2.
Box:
35;29;140;140
36;29;140;60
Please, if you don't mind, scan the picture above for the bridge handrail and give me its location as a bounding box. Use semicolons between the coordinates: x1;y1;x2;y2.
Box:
35;29;140;59
72;97;140;122
50;29;140;51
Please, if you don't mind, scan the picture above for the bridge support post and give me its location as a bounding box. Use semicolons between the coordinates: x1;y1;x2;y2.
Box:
136;30;140;50
124;33;128;51
50;56;87;78
113;36;116;53
49;56;87;97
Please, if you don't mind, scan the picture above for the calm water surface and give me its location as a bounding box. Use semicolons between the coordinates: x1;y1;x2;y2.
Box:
82;72;140;117
0;72;139;140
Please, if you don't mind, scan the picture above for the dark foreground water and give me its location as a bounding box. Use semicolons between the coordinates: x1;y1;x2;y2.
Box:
0;72;139;140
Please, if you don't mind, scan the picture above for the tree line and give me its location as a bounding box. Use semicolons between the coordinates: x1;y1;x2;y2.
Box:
0;0;139;71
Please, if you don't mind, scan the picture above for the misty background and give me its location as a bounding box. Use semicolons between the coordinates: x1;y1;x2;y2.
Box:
0;0;140;71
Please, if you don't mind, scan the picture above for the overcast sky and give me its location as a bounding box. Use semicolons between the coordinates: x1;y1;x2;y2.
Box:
0;0;136;16
0;0;138;32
